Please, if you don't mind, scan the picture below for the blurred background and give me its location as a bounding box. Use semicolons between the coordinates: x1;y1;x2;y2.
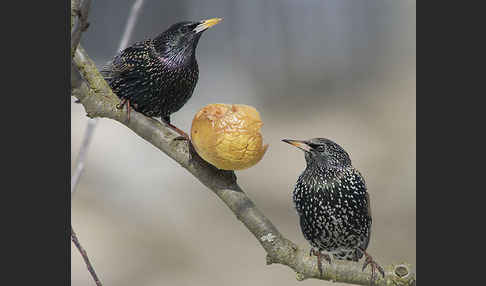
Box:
71;0;415;285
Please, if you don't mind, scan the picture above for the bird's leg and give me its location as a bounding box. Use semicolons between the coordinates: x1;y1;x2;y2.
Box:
359;248;385;285
161;116;194;160
310;248;331;277
116;98;131;121
162;116;190;141
310;249;323;277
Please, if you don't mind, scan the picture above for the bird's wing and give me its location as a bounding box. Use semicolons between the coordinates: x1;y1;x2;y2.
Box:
334;168;372;254
365;192;372;218
100;42;148;80
356;190;372;256
100;50;134;80
299;215;314;244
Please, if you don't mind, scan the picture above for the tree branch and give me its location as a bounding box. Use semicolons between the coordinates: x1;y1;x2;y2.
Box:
117;0;145;52
71;226;103;286
71;0;97;195
71;118;98;193
71;2;148;285
71;45;416;286
71;0;146;195
71;0;92;58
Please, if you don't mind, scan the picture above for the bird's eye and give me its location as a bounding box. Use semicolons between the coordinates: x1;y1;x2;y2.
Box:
315;145;325;152
180;25;193;33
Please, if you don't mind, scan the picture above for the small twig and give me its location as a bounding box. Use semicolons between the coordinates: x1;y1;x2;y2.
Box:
71;0;145;195
117;0;145;52
71;0;95;194
71;117;98;193
71;226;103;286
71;0;96;195
71;1;146;285
71;0;92;57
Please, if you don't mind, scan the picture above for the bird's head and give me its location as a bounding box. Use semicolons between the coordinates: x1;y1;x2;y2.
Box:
282;138;352;168
155;18;222;63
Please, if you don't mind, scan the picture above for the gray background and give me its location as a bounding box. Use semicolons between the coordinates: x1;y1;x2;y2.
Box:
72;0;416;285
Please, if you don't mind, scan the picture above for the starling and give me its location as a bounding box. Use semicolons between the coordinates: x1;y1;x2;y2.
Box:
101;18;222;137
283;138;384;284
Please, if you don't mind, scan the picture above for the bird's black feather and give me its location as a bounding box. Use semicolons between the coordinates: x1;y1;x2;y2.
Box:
288;138;373;262
101;20;214;122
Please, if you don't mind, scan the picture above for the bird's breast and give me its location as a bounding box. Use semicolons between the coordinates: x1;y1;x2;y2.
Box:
292;169;371;239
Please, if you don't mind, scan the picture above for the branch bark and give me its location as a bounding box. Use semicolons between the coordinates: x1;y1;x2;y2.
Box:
71;226;103;286
71;0;92;58
71;45;416;286
71;1;104;285
71;0;145;195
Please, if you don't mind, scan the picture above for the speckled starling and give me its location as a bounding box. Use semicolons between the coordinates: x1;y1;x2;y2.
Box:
101;18;222;136
283;138;384;283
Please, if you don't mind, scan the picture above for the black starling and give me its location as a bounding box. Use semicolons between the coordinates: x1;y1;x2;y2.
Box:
101;18;222;136
283;138;384;284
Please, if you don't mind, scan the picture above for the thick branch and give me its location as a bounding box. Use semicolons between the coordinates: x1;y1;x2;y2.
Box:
71;46;416;286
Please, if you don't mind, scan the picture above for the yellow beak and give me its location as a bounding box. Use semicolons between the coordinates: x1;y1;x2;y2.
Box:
282;139;311;152
194;18;223;33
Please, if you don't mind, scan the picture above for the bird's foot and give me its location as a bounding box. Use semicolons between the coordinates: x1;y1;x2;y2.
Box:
116;98;131;121
310;249;331;277
161;118;193;159
174;134;190;141
172;129;190;141
361;250;385;285
171;126;196;161
162;120;190;141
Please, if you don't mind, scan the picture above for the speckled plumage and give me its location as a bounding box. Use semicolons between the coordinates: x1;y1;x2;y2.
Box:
101;20;218;123
284;138;383;282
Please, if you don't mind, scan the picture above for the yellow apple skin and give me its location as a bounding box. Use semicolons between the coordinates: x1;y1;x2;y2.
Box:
191;104;269;170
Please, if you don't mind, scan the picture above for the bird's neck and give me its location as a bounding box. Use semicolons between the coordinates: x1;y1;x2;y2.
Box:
305;154;328;171
302;162;343;186
153;37;197;67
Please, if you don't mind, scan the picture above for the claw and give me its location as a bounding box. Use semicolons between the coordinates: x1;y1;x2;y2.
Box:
377;265;385;278
116;98;131;121
162;120;190;140
360;249;385;285
310;248;331;277
116;98;126;109
174;135;190;141
322;254;332;264
362;258;369;272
